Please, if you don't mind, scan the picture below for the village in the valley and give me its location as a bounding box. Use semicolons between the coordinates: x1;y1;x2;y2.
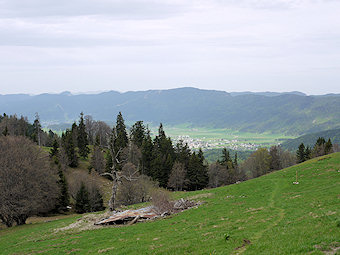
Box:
172;135;261;151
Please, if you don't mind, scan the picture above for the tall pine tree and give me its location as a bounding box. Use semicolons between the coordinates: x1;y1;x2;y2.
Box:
325;138;333;155
61;129;78;168
75;183;90;214
114;112;128;151
296;143;306;163
130;121;146;148
77;112;90;159
150;123;175;187
141;128;153;176
55;166;69;212
186;149;208;191
50;138;59;158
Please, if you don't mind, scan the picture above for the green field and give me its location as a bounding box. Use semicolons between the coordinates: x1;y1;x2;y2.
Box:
158;125;294;140
1;153;339;254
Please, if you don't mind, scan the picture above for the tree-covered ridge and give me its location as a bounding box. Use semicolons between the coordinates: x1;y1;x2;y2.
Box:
1;87;340;135
0;113;57;146
281;128;340;150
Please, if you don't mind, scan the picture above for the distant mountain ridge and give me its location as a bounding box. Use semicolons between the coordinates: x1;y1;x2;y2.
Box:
1;87;340;135
229;91;307;97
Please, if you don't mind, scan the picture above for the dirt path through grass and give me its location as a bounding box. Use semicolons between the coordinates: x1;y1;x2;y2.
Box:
234;179;285;254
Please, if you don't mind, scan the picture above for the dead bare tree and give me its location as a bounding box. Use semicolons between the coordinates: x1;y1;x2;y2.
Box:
101;131;140;211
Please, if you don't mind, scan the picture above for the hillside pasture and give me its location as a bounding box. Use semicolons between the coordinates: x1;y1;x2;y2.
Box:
0;153;339;254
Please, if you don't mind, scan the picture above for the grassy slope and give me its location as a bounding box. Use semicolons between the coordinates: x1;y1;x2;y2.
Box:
1;153;339;255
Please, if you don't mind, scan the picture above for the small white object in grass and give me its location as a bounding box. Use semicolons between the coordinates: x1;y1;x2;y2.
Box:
293;182;299;185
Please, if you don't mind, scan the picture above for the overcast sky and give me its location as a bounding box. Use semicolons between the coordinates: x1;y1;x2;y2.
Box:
0;0;340;95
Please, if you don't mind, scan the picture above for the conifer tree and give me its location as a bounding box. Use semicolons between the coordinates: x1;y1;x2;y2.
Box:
75;182;90;213
130;121;146;148
233;152;238;169
71;122;78;145
186;149;208;190
150;123;175;187
55;166;69;212
269;145;281;171
305;146;312;160
220;148;233;168
296;143;306;163
112;112;129;170
32;113;41;146
50;138;59;160
115;112;128;151
61;130;78;168
325;138;333;155
175;140;191;168
141;129;154;176
77;112;90;159
316;137;326;147
313;137;327;157
89;187;105;212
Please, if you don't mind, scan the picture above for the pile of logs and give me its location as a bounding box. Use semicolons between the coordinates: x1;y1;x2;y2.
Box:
95;198;199;226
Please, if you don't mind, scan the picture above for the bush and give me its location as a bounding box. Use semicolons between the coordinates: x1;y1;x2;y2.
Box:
68;171;105;213
151;189;173;215
117;163;158;206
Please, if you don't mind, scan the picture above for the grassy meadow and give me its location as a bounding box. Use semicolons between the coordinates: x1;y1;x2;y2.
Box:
1;153;339;254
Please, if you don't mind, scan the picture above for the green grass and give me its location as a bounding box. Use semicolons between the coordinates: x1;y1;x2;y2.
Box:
1;153;340;254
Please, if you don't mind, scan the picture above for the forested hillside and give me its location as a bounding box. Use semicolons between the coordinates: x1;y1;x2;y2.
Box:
1;87;340;135
282;128;340;150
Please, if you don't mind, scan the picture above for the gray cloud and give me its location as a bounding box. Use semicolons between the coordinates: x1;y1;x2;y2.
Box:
0;0;186;19
0;0;339;94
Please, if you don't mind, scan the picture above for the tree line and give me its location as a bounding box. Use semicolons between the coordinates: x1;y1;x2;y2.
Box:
296;137;338;163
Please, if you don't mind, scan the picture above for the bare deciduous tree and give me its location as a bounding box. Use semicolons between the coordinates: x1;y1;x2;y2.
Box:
90;146;105;173
0;136;58;227
280;150;296;169
121;143;142;168
208;162;227;188
333;143;340;152
167;162;186;191
84;115;111;147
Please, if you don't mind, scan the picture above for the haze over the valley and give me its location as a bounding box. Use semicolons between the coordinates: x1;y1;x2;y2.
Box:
0;0;340;95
